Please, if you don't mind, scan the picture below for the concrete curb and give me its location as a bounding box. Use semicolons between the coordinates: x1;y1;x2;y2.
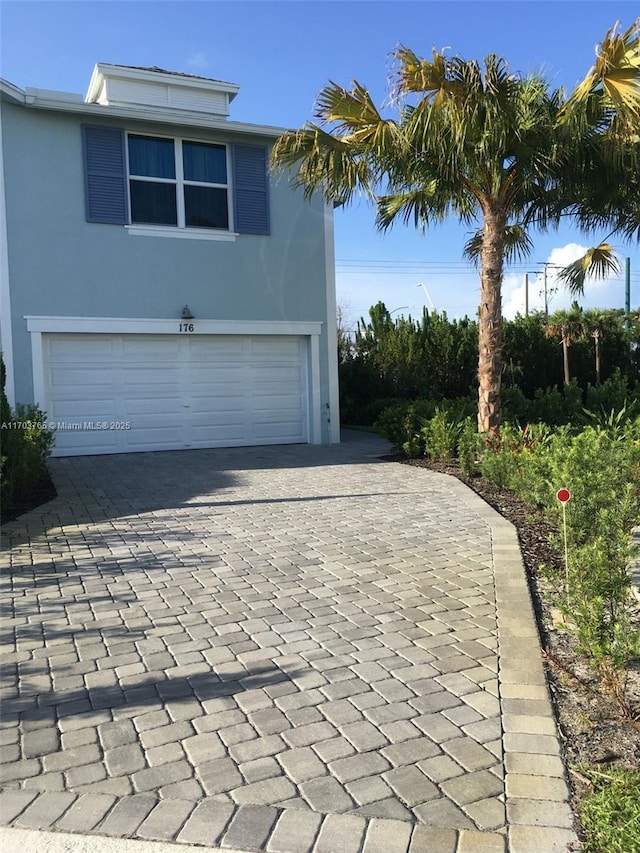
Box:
445;476;578;853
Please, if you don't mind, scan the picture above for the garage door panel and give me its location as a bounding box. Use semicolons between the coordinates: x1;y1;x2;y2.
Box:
254;409;305;425
191;399;248;416
121;372;182;388
191;423;248;442
254;423;305;441
123;337;180;358
121;398;184;416
121;388;182;404
46;337;116;360
47;398;115;417
189;374;245;390
187;338;244;356
125;427;186;447
54;429;119;452
251;366;302;380
48;368;117;390
251;338;301;356
44;332;308;455
252;395;303;412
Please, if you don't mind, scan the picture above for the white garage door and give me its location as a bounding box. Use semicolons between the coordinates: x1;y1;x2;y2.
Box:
43;333;309;455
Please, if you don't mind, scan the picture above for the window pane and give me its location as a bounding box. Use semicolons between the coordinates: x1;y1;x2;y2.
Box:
183;142;227;184
130;180;177;225
128;136;175;178
184;185;228;229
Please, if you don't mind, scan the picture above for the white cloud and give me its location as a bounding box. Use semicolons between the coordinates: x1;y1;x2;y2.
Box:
502;243;624;320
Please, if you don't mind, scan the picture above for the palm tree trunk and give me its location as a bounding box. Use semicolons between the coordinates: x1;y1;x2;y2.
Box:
562;333;571;386
478;206;506;433
594;330;601;387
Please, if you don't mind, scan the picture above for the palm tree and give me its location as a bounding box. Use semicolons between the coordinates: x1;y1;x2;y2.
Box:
272;22;639;433
584;309;611;388
553;20;640;294
544;304;587;387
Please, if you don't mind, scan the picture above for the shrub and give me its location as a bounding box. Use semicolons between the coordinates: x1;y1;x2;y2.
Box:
458;417;481;476
579;768;640;853
374;399;437;452
501;384;532;424
421;407;462;461
0;356;56;521
480;416;640;692
374;396;476;457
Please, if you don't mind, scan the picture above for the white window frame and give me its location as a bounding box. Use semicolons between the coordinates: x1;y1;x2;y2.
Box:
125;132;238;240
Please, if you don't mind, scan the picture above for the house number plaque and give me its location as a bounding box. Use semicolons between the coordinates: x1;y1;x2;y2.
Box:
179;323;195;332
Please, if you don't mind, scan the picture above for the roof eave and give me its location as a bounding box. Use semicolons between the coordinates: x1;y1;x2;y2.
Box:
9;92;286;138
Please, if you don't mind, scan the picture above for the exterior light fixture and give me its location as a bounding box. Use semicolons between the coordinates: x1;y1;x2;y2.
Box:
181;305;194;319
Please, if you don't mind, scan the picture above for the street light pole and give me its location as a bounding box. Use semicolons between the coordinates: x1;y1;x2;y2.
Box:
416;283;437;313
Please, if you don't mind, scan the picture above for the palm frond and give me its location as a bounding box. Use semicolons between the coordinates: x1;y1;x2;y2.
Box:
563;19;640;133
556;244;621;294
392;46;462;103
270;125;376;204
375;183;461;231
463;223;534;266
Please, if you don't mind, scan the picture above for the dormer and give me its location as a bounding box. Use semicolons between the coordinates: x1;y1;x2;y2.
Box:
85;63;239;118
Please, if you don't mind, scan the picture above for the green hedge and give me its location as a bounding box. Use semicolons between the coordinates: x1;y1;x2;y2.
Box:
1;356;56;521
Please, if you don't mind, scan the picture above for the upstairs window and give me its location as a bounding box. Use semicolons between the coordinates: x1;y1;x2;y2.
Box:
83;125;269;235
127;134;229;230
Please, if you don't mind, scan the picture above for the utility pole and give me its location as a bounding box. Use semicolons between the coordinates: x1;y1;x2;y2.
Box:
625;257;631;316
525;273;529;317
543;264;549;319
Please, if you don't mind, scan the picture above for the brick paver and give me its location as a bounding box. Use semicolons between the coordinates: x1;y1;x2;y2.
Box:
0;432;577;851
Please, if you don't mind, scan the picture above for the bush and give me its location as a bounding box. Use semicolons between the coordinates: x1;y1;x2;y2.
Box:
421;407;462;461
584;368;632;414
480;416;640;689
374;399;437;452
0;356;56;521
458;417;481;476
579;768;640;853
374;396;476;456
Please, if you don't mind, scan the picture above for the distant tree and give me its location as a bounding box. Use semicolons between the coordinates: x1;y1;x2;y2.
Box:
545;304;587;387
502;313;561;394
583;309;609;387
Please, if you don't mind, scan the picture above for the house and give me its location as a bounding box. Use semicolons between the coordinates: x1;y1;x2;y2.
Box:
0;64;340;456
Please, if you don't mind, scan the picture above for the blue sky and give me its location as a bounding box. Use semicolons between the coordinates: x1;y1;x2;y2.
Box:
2;1;639;328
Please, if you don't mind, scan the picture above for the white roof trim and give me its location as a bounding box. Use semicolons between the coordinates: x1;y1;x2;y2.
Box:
7;90;287;137
0;79;26;104
86;63;239;104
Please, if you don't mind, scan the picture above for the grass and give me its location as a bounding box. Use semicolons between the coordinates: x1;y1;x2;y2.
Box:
579;767;640;853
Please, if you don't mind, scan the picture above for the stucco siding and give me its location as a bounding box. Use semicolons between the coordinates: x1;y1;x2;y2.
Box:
2;102;335;440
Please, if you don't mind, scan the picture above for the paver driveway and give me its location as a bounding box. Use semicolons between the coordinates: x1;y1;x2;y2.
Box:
0;432;576;852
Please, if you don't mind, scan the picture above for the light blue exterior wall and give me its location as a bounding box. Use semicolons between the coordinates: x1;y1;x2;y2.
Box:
2;100;336;442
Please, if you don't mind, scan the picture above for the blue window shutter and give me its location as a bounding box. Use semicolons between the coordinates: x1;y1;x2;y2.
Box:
82;126;127;224
232;144;270;235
